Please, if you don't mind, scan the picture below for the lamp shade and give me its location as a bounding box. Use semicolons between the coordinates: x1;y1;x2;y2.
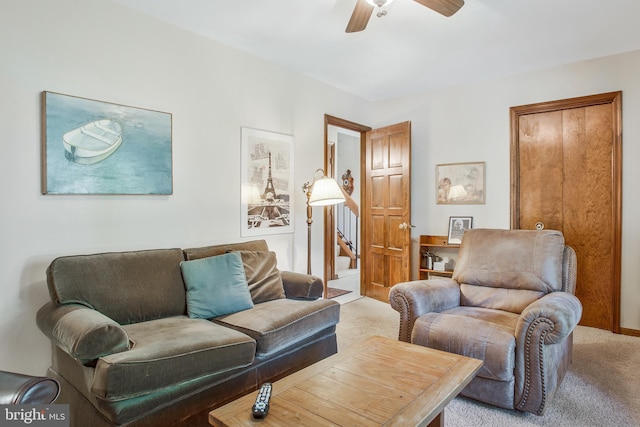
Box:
309;176;345;206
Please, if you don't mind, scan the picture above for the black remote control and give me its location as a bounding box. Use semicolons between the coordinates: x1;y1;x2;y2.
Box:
252;382;272;419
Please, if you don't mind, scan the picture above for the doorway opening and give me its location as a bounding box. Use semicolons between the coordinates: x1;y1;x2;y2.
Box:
323;115;370;303
322;115;412;304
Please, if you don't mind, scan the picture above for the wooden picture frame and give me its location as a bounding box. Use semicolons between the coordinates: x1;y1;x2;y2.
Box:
448;216;473;244
240;127;294;236
436;162;485;204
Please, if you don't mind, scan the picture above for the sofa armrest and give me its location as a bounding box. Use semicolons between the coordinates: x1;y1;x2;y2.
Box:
389;278;461;342
36;302;130;365
280;271;323;300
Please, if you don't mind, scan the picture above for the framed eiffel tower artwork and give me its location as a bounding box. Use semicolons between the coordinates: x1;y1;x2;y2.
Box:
240;127;294;236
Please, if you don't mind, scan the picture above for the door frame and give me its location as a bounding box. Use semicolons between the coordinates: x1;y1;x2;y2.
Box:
323;115;371;295
510;91;622;333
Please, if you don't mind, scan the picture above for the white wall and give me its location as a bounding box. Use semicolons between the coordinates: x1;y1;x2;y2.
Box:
0;0;371;374
336;131;361;207
373;50;640;331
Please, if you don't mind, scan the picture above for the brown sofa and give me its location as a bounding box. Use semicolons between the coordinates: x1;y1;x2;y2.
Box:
390;229;582;415
36;240;340;426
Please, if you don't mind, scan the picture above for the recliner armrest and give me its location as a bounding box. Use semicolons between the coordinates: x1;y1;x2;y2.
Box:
0;370;60;404
389;278;461;342
514;291;582;414
280;271;323;300
36;302;130;365
516;292;583;345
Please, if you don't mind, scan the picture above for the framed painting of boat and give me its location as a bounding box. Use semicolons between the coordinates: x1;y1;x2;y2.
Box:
41;91;172;195
240;127;294;236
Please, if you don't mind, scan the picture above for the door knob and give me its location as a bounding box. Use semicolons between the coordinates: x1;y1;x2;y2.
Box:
399;223;415;230
535;222;545;230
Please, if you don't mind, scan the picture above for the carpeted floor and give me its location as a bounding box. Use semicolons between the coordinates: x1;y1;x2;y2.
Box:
336;297;640;427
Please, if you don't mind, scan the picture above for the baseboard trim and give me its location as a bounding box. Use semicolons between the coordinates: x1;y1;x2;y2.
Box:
620;327;640;337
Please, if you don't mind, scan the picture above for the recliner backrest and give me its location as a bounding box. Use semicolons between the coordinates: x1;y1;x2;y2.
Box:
452;229;565;313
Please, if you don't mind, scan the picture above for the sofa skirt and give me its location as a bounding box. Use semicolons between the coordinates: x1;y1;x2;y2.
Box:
50;327;337;427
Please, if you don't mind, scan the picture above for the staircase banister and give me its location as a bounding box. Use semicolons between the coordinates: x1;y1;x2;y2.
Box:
337;237;356;261
341;188;359;217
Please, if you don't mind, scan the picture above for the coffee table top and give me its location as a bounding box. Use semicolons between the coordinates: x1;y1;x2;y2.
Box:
209;335;482;426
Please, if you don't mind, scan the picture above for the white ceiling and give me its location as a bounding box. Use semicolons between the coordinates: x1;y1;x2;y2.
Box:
111;0;640;101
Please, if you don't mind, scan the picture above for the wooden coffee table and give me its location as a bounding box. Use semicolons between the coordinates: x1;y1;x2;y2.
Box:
209;335;482;426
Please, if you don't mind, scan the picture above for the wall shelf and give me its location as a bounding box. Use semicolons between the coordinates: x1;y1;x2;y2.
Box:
419;235;460;279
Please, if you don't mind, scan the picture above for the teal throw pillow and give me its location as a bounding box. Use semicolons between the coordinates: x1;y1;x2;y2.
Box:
180;252;254;319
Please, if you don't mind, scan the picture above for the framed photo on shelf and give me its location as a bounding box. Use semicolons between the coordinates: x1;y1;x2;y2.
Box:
240;127;294;237
448;216;473;244
436;161;485;204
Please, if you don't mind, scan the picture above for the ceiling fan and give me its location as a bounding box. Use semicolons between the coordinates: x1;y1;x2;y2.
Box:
346;0;464;33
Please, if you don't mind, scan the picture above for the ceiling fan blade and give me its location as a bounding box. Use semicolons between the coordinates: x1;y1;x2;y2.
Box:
413;0;464;17
346;0;374;33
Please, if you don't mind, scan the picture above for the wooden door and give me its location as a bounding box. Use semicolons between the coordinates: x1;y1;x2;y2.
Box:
363;121;412;303
510;92;622;332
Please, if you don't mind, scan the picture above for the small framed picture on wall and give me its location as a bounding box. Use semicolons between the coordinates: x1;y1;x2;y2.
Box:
448;216;473;244
436;162;485;204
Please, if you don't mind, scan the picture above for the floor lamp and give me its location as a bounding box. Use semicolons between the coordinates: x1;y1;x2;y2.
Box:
302;169;345;275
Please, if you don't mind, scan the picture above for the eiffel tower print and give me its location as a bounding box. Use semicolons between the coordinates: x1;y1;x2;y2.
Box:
262;152;277;200
242;127;293;235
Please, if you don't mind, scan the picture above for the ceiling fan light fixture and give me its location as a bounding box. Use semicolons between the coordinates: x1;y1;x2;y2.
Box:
366;0;395;7
347;0;464;33
366;0;395;17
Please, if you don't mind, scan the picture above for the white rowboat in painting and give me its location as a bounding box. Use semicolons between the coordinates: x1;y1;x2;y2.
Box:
63;119;123;164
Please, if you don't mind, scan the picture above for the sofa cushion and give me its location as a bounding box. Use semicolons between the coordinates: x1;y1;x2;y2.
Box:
237;251;286;304
180;252;254;319
412;309;516;382
46;249;186;325
213;298;340;357
91;316;256;401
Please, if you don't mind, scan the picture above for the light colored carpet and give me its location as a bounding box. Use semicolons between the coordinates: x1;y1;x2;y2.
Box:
336;297;640;427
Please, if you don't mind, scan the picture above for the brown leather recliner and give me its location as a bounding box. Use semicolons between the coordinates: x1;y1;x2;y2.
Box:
0;370;60;404
389;228;582;415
